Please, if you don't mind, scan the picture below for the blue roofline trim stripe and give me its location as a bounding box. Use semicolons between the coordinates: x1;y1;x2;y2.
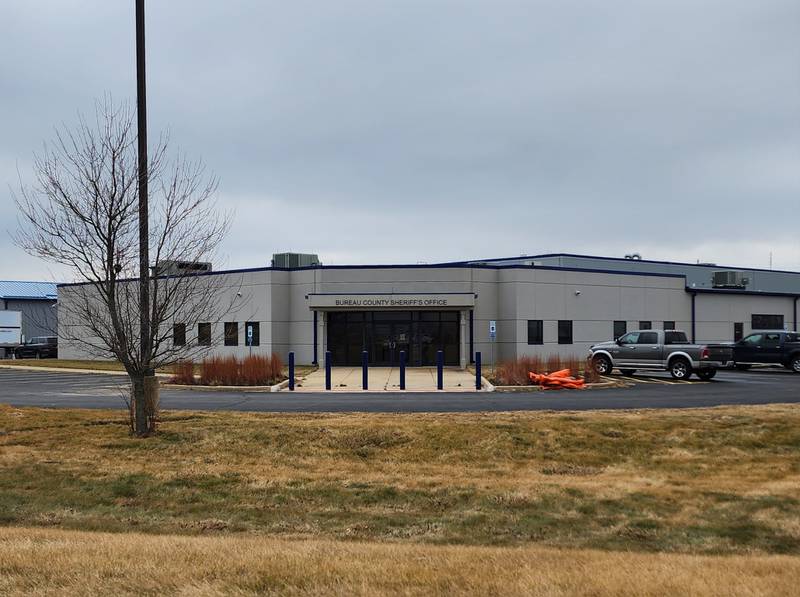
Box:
689;287;800;298
468;252;800;276
57;261;688;289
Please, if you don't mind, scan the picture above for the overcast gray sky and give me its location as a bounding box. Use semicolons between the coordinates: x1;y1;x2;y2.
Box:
2;0;799;282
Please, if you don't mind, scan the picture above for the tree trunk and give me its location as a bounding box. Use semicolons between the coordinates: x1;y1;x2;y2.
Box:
130;374;159;436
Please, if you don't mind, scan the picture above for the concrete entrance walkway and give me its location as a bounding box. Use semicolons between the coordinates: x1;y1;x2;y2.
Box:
297;367;478;392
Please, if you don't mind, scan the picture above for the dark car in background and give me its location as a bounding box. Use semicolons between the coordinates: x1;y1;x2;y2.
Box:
732;331;800;373
14;336;58;359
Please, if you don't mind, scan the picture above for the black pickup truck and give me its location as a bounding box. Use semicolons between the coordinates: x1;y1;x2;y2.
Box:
732;331;800;373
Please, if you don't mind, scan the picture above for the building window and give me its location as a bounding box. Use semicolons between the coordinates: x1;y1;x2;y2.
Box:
639;321;652;330
224;322;239;346
752;314;784;330
558;320;573;344
734;322;744;342
245;322;260;346
173;323;186;347
198;322;211;346
527;320;543;345
663;321;675;330
613;320;627;339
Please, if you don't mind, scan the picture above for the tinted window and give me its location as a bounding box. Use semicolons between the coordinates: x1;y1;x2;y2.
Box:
734;322;744;342
638;332;658;344
224;322;238;346
639;321;652;330
613;320;627;339
198;322;211;346
619;332;640;344
557;320;573;344
663;321;675;330
752;314;784;330
763;333;781;347
245;322;260;347
741;333;763;346
527;320;543;345
173;323;186;347
665;331;688;345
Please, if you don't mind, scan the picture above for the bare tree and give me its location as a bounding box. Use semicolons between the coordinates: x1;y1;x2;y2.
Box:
14;98;232;436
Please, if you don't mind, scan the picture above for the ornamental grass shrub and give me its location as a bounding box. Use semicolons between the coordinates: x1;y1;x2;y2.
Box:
199;354;285;386
169;360;196;385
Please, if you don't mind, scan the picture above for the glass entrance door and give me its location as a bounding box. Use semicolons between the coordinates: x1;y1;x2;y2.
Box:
372;322;411;366
327;311;460;366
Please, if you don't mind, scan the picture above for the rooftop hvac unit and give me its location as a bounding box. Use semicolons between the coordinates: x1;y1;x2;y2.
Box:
271;252;321;268
712;271;749;289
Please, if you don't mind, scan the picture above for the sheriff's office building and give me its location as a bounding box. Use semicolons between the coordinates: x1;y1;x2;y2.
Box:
58;253;800;367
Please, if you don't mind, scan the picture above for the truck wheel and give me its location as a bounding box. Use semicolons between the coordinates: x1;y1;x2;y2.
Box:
696;369;717;381
735;364;751;371
592;355;612;375
669;358;692;380
620;369;636;376
789;355;800;374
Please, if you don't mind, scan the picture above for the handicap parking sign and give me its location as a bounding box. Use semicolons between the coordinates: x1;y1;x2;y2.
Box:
489;320;496;340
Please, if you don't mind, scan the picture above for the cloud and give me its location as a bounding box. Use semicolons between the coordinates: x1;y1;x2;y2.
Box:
2;0;799;280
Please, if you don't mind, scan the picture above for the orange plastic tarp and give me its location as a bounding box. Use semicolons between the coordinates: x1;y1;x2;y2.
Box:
528;369;585;389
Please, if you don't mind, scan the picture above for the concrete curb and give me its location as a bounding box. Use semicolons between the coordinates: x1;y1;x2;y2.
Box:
162;377;291;393
0;363;173;377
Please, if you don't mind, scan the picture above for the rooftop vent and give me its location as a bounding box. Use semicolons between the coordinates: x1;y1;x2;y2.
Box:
624;253;642;260
712;271;749;289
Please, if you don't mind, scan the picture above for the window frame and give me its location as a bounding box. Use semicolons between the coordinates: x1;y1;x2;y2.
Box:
197;322;211;347
613;320;627;340
224;322;239;347
173;323;186;347
557;320;573;345
751;314;784;330
663;321;676;331
639;321;652;330
527;320;543;345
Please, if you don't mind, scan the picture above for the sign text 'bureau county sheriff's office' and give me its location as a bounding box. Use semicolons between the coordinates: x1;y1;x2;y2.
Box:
334;297;449;307
306;293;476;309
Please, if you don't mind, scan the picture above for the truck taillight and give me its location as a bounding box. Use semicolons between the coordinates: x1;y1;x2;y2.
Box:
701;347;709;359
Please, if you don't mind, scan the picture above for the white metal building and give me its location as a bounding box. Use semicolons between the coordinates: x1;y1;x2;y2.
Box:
58;253;800;367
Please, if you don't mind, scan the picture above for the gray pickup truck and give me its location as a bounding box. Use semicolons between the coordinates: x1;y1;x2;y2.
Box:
589;330;733;380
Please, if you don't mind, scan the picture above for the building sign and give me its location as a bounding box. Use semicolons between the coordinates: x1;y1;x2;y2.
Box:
307;293;476;309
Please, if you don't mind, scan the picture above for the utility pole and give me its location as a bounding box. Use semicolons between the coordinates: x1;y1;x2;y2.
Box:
135;0;153;433
136;0;150;364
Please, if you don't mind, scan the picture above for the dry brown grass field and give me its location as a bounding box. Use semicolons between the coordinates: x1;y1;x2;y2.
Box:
2;403;800;594
2;527;799;596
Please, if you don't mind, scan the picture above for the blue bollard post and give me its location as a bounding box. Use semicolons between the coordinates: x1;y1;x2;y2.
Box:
399;350;406;390
362;350;368;390
325;350;332;390
288;351;295;391
437;350;444;390
475;351;481;390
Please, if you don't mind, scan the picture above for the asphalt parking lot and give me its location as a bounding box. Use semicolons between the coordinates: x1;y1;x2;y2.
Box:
0;366;798;413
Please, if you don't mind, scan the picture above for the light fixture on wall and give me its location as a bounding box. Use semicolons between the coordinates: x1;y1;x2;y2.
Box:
574;290;581;296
